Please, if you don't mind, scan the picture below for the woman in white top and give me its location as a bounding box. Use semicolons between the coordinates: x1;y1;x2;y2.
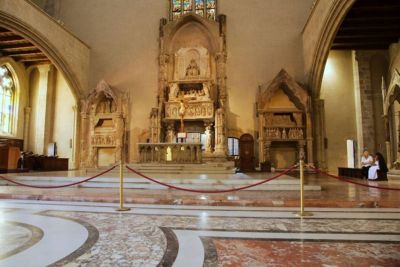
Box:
361;150;373;178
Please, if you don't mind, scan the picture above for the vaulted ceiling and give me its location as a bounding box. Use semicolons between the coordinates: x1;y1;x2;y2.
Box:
332;0;400;50
0;26;50;66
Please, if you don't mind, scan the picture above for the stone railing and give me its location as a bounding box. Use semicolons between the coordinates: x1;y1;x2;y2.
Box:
138;143;202;163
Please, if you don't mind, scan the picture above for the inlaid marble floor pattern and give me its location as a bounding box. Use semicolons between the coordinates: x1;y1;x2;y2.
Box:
0;199;399;267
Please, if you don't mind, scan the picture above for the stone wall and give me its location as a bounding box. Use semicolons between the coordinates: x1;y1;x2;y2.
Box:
33;0;315;162
320;50;358;172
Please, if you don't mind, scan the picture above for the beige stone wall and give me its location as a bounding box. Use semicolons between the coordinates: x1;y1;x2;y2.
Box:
320;50;358;172
52;70;76;168
47;0;314;161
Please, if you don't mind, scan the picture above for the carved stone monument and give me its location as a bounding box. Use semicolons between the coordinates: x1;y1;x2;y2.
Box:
257;69;313;168
80;80;128;168
140;13;228;163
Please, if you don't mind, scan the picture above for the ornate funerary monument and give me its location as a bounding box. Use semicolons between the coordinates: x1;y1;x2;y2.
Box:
80;80;129;168
139;5;228;164
257;70;313;169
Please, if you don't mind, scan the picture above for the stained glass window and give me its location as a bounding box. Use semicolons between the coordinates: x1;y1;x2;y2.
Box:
183;0;192;14
170;0;216;21
0;65;14;135
206;0;216;20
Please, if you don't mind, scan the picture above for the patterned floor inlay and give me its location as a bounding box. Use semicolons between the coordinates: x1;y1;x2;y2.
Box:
0;221;43;260
0;200;399;266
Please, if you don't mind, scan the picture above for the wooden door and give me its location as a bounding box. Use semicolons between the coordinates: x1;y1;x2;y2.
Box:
239;134;255;172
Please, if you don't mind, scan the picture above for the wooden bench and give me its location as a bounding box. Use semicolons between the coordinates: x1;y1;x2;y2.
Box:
338;167;387;180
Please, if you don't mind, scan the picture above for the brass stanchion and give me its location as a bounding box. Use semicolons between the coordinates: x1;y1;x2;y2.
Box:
116;160;131;212
296;160;313;217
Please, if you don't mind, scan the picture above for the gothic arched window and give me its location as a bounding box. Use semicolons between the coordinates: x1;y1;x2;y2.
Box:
0;65;15;135
171;0;216;21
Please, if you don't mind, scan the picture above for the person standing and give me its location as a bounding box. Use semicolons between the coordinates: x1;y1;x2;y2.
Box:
361;150;373;179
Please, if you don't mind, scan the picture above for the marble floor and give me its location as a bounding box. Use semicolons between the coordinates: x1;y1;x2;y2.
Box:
0;199;399;266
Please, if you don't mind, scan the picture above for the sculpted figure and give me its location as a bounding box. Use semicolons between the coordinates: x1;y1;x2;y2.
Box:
185;59;200;77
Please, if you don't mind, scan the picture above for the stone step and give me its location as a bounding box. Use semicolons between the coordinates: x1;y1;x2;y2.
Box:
0;175;321;191
86;163;237;174
388;172;400;180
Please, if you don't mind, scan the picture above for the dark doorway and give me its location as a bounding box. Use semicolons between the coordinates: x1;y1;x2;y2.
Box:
239;134;255;172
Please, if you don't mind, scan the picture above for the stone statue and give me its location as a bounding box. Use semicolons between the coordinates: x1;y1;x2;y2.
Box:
178;100;187;132
167;125;175;143
185;59;200;77
168;83;179;101
282;129;287;139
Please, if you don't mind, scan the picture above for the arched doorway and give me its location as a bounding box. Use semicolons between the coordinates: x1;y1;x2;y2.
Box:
239;134;254;172
307;0;400;170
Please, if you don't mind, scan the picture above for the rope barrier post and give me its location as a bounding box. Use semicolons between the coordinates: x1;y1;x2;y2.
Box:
116;160;130;212
296;160;313;217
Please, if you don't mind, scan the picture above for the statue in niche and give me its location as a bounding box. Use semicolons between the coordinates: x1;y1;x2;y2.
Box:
282;129;287;139
97;97;115;114
185;59;200;77
166;124;175;143
168;83;179;101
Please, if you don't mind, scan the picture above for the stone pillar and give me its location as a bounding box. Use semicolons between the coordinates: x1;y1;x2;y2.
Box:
264;141;272;163
313;98;326;169
23;107;31;151
79;111;89;168
306;112;314;165
383;115;392;168
43;64;56;155
355;51;376;152
258;113;265;164
214;108;227;156
298;140;306;161
204;122;213;154
71;105;78;169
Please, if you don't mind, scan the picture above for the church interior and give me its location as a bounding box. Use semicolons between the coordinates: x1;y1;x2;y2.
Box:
0;0;400;266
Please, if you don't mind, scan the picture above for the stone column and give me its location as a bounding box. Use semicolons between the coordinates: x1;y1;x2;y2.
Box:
23;107;31;151
79;111;89;168
383;115;392;168
264;141;272;163
214;108;227;156
204;122;213;154
313;98;326;169
298;140;306;161
258;113;265;163
71;105;78;169
306;112;314;165
43;64;56;155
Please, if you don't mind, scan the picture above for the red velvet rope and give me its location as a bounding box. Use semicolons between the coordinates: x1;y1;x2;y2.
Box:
308;165;400;191
0;165;117;189
125;165;297;194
